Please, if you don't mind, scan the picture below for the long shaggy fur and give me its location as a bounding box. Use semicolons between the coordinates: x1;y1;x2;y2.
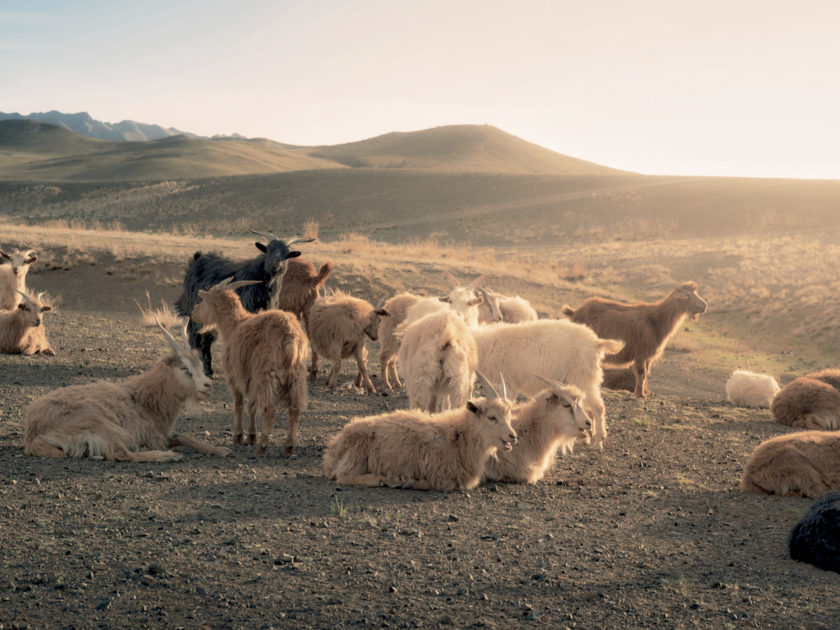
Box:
469;319;623;449
270;257;333;327
772;370;840;430
307;295;388;393
788;491;840;574
726;370;781;408
477;289;537;324
24;353;225;462
378;292;423;390
323;397;516;492
562;281;707;398
0;293;54;356
741;430;840;498
398;310;478;413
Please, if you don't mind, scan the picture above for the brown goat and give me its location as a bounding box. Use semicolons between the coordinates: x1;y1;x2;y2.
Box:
0;291;54;356
772;369;840;430
562;282;707;398
192;278;310;455
270;257;333;327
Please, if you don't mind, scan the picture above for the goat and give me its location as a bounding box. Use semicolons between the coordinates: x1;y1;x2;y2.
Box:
601;367;637;393
741;430;840;498
24;319;229;461
0;248;37;310
175;230;311;376
562;281;708;398
270;257;333;328
469;319;623;449
191;277;310;455
484;376;592;484
0;291;54;356
788;491;840;574
772;369;840;430
725;370;780;408
306;294;389;393
323;373;517;491
442;272;485;326
476;287;538;324
378;292;423;390
398;310;478;413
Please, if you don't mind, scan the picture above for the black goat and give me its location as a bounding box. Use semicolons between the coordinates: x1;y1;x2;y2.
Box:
175;230;312;376
789;490;840;574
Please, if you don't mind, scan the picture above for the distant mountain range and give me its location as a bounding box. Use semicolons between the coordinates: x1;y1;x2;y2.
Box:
0;110;196;142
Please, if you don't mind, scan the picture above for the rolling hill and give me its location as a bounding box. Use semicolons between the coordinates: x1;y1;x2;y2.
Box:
0;110;194;142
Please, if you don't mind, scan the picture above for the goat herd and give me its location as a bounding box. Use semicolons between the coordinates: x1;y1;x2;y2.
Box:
3;233;840;568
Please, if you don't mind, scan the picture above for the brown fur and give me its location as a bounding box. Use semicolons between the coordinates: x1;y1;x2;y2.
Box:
24;353;227;461
0;293;54;355
192;285;309;455
741;431;840;498
562;282;707;398
307;295;389;393
772;370;840;430
601;367;637;393
271;257;333;327
378;292;423;390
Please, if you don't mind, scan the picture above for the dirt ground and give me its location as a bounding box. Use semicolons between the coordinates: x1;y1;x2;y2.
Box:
1;261;838;630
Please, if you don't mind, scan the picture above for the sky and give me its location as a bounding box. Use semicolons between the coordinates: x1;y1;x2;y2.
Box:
1;0;839;179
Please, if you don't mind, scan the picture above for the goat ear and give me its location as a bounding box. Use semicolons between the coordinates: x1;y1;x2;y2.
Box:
375;308;390;317
0;250;9;260
26;256;37;264
40;305;52;313
466;401;481;416
255;242;267;252
17;303;25;310
440;296;451;303
287;250;302;259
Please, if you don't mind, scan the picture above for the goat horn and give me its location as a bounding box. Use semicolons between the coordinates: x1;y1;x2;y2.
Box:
444;271;460;288
15;290;33;303
499;373;507;400
152;311;183;355
465;274;486;291
251;229;279;242
475;371;499;401
530;373;567;391
212;277;262;292
285;236;315;246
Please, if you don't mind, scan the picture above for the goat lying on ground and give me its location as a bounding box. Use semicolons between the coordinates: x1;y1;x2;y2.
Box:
0;291;54;356
0;247;37;310
175;230;311;376
788;491;840;574
378;292;423;390
726;369;780;408
323;373;517;491
772;369;840;430
563;281;707;398
24;319;228;461
741;430;840;498
483;376;592;484
192;277;310;455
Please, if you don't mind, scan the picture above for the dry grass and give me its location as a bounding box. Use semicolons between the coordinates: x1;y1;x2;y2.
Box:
134;290;185;330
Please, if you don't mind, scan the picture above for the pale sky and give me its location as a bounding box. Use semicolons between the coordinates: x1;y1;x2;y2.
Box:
2;0;839;178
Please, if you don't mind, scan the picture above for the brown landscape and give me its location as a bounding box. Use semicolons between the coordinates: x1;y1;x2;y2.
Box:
1;122;839;628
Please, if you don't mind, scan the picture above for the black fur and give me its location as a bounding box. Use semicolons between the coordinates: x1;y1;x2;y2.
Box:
788;490;840;573
175;239;302;376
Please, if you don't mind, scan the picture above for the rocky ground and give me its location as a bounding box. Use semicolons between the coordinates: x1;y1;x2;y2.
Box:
1;262;838;630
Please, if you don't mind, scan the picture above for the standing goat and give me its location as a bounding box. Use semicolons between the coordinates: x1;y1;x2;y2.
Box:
562;281;707;398
270;257;333;327
191;277;309;455
306;294;389;393
0;291;54;356
772;369;840;430
476;287;538;324
378;292;423;390
483;377;592;484
442;272;485;326
24;320;228;461
175;230;311;376
469;319;623;449
323;373;517;491
0;248;37;310
398;310;478;413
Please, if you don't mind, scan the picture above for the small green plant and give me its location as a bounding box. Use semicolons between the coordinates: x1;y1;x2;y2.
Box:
329;496;347;518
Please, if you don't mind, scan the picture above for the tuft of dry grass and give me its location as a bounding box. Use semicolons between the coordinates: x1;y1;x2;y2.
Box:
134;291;184;330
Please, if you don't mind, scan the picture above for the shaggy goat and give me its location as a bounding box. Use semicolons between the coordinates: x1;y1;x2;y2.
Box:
741;430;840;498
726;370;781;408
270;257;333;327
323;373;517;491
175;230;311;376
191;277;310;455
24;320;228;461
484;377;592;484
788;491;840;574
476;287;538;324
398;309;478;413
562;281;708;398
442;272;485;326
469;319;623;449
306;294;389;393
378;292;423;390
0;291;54;356
0;248;37;310
772;369;840;430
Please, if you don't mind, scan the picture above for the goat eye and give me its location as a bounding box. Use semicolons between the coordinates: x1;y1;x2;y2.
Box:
561;402;572;408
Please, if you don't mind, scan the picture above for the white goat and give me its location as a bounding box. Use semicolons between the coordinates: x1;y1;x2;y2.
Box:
378;292;423;390
323;373;517;491
476;287;538;324
725;370;780;408
483;377;592;484
469;319;623;449
398;309;478;413
0;248;37;310
0;291;54;356
191;277;310;455
24;320;228;461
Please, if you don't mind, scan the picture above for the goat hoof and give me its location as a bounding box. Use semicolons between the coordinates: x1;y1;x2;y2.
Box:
233;434;244;445
247;434;257;445
284;446;295;456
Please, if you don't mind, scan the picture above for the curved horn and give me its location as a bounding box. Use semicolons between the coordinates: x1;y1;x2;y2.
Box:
530;373;567;391
211;277;262;292
251;229;279;242
285;236;315;246
499;373;508;400
444;271;460;288
153;312;183;355
15;290;33;303
475;371;499;401
465;274;486;292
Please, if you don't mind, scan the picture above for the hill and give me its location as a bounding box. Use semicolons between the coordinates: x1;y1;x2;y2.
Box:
0;110;194;141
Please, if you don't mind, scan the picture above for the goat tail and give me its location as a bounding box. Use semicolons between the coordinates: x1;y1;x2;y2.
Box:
561;305;575;317
315;262;334;288
598;338;625;356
